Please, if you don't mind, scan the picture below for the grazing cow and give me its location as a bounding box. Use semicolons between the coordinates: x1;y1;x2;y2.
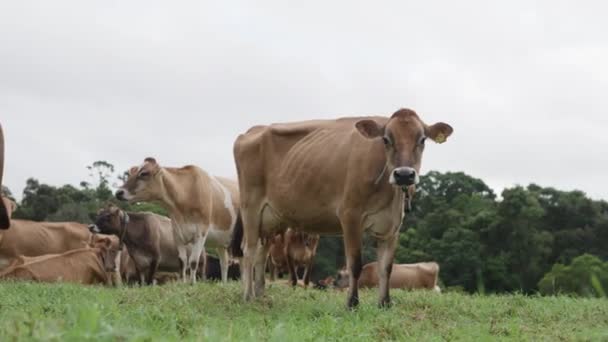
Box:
315;276;336;290
267;233;288;281
0;220;99;270
0;238;121;285
233;108;452;308
205;254;241;281
334;262;441;292
268;229;319;287
116;158;242;284
93;205;187;285
0;124;9;229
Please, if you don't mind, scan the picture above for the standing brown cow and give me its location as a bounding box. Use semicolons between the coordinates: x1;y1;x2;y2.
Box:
0;123;9;229
116;158;241;284
233;108;452;308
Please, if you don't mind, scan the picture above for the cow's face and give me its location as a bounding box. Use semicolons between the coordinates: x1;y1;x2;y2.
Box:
334;268;350;289
116;158;162;202
94;237;121;273
94;205;123;234
355;108;453;187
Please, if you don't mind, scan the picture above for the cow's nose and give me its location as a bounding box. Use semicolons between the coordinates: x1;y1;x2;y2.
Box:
393;167;417;186
115;190;126;201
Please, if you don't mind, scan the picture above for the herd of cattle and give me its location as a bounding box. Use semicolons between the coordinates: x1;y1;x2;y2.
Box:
0;109;452;308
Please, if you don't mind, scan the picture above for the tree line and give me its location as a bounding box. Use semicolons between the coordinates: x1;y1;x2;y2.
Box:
4;162;607;297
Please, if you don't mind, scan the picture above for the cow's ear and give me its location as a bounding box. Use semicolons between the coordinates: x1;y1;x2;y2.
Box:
128;166;139;176
426;122;453;144
355;120;384;139
144;157;158;167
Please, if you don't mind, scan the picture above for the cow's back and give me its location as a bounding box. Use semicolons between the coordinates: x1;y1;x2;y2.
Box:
0;220;91;268
235;117;388;232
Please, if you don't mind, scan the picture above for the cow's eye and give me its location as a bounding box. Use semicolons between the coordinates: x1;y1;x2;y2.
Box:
382;136;392;146
419;137;427;146
138;171;150;178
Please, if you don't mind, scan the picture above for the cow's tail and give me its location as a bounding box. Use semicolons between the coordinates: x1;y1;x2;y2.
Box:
229;211;244;258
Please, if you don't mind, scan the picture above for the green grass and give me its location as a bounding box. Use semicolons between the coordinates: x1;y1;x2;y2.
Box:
0;281;607;341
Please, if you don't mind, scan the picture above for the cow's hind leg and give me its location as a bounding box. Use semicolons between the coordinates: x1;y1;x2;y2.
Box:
217;247;229;283
377;232;399;308
303;259;314;289
241;206;262;301
340;214;364;309
254;240;271;297
189;233;207;285
286;252;298;287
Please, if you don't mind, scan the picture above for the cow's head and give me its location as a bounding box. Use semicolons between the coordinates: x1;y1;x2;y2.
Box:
115;157;162;202
93;236;121;273
94;204;126;235
334;267;350;289
355;108;453;187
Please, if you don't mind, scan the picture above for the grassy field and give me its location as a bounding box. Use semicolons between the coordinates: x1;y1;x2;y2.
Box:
0;281;606;341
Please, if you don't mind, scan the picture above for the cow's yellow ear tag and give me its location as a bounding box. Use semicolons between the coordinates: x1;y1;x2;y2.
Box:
435;133;447;144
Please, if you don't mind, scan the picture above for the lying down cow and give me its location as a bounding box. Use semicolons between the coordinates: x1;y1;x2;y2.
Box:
334;261;441;292
0;236;122;285
0;219;116;271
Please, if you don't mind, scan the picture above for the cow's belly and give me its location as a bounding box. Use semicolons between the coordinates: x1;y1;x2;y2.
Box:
263;201;342;235
172;222;201;245
205;225;232;249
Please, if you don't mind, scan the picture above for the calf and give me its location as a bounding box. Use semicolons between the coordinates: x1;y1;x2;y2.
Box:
284;229;319;288
0;220;96;270
94;205;188;285
267;233;288;281
335;261;441;292
0;239;121;285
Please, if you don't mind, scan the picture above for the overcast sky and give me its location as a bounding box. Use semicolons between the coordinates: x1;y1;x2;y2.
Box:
1;1;607;201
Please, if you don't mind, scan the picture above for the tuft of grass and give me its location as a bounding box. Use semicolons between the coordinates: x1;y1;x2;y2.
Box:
0;281;607;341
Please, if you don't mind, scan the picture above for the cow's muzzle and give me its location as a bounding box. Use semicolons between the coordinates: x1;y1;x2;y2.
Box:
115;190;126;201
390;167;418;186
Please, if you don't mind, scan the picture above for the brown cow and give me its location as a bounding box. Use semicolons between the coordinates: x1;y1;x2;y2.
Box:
93;205;187;285
0;238;121;285
0;123;9;229
267;229;319;288
267;233;288;281
116;158;242;284
334;262;441;292
0;220;98;270
233;108;452;308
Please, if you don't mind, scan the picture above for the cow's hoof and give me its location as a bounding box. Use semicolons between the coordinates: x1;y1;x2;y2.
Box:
378;298;392;309
346;296;360;310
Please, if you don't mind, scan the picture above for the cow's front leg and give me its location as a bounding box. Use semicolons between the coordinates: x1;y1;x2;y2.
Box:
217;247;229;283
177;245;189;283
302;259;314;289
340;213;363;309
377;232;398;308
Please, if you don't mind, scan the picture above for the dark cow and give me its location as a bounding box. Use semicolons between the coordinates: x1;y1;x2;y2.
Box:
233;108;452;308
94;204;185;285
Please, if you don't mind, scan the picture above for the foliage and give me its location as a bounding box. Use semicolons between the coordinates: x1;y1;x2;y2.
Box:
538;254;608;297
5;164;608;295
